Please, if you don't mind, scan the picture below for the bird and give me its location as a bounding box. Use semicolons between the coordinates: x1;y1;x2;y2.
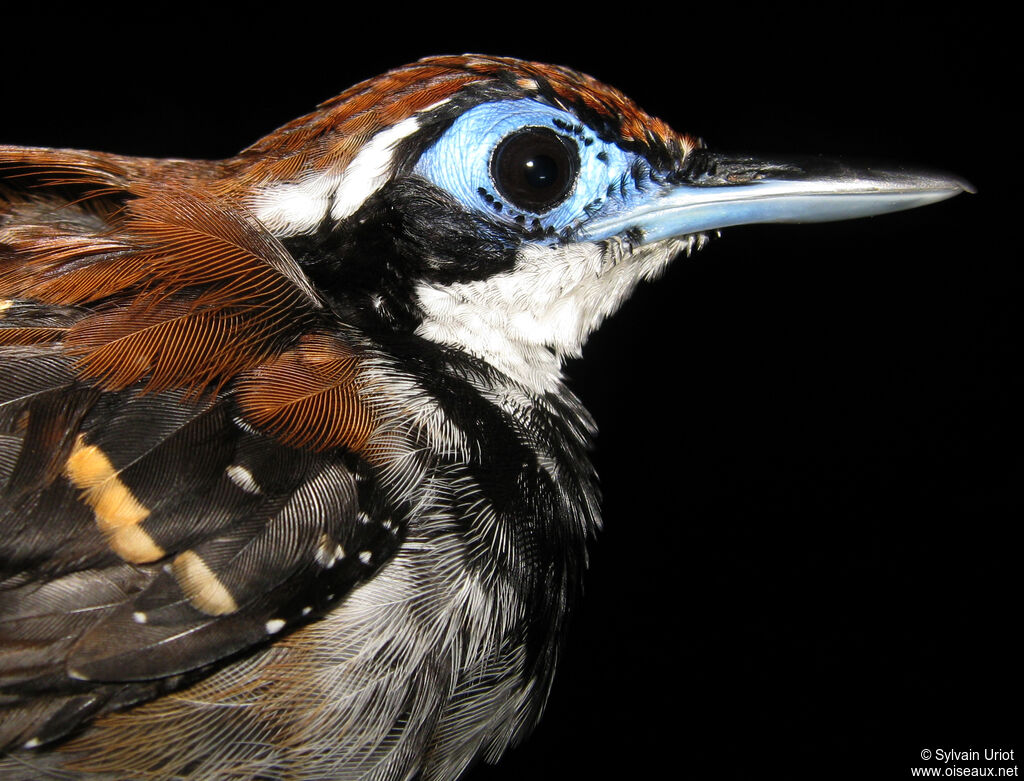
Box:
0;55;968;780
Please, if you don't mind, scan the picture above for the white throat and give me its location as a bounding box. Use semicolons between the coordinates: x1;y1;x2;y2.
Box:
414;237;698;395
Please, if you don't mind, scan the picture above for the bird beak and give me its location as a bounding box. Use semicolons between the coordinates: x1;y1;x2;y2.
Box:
580;150;973;244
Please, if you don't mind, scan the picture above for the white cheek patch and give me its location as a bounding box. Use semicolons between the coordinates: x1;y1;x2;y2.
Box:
250;115;422;236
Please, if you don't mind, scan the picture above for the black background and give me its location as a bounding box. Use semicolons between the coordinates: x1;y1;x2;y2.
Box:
3;10;1016;780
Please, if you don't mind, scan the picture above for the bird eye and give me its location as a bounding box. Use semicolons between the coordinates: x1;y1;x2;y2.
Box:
490;127;580;214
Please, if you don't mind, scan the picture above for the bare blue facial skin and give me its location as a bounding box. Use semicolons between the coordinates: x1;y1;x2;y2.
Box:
414;99;641;234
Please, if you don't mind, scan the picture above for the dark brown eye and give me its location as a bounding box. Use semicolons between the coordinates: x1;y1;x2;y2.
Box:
490;127;580;213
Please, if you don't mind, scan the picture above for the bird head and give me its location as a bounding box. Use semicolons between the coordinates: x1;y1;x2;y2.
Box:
204;54;968;393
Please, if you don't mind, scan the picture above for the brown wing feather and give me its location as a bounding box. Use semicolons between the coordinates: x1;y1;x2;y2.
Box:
0;144;220;193
117;186;321;307
0;327;66;346
2;150;322;398
237;334;378;452
63;297;267;393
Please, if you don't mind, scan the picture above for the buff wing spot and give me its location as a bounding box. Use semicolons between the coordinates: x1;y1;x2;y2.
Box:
171;550;239;616
64;434;163;563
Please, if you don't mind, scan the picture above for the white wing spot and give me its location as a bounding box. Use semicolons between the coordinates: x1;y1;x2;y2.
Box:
265;618;286;635
315;535;347;568
302;606;313;616
132;611;148;624
358;550;372;565
226;464;261;494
